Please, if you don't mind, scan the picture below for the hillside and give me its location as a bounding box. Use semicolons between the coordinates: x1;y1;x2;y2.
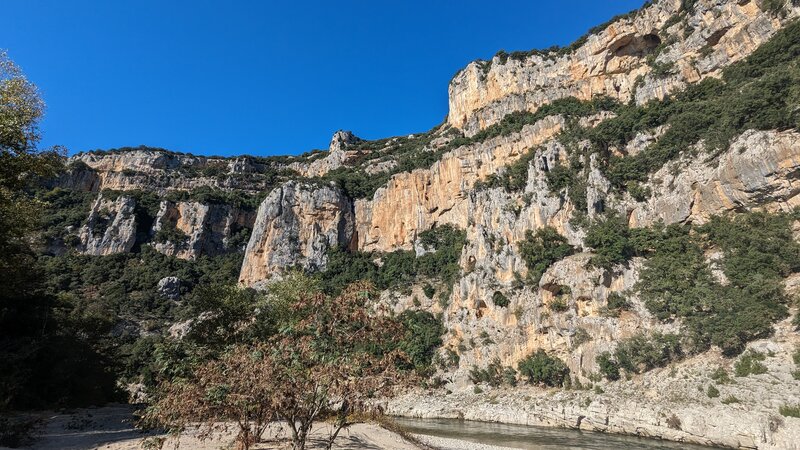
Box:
21;0;800;447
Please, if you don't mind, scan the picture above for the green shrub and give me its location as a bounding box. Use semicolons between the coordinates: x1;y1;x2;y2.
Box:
517;350;570;387
481;147;538;192
319;225;466;295
761;0;790;17
734;350;768;377
153;225;189;247
492;291;510;308
710;367;732;384
423;283;435;299
721;395;740;405
706;384;720;398
518;227;574;284
637;212;797;356
584;214;634;269
606;332;683;375
469;359;506;387
779;404;800;418
596;351;621;381
397;310;445;373
549;296;569;312
606;292;631;314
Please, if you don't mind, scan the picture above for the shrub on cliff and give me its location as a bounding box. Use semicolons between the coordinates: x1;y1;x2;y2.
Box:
517;350;570;387
584;213;634;269
518;226;574;284
396;310;445;374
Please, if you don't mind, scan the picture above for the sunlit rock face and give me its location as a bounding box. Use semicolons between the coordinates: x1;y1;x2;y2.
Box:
447;0;791;135
238;180;355;286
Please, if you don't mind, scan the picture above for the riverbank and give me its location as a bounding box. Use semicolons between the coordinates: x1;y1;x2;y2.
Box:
387;336;800;450
0;404;517;450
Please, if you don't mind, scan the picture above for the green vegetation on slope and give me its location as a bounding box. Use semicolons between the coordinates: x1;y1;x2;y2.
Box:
597;210;800;380
320;224;467;296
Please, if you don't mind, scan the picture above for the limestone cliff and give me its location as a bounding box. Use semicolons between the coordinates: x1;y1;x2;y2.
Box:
448;0;797;135
238;180;355;286
43;1;800;447
78;194;137;256
151;200;255;260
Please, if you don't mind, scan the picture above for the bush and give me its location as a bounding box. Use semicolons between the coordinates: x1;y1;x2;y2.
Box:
779;404;800;418
596;351;621;381
706;384;720;398
397;311;445;373
549;296;569;312
721;395;740;404
469;359;506;387
518;227;574;284
584;214;634;269
492;291;510;308
321;225;467;296
517;350;570;387
638;212;797;356
710;367;732;384
606;292;631;315
153;224;189;247
734;350;768;377
605;332;683;376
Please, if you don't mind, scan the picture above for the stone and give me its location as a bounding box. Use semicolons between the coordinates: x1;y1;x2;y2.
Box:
238;180;355;286
157;276;182;301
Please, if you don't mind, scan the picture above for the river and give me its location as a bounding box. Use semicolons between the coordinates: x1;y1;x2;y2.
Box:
393;417;717;449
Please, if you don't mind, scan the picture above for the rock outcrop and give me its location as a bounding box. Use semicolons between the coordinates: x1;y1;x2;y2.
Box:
389;320;800;449
151;200;255;260
238;181;355;286
630;129;800;226
78;194;137;256
355;116;564;252
448;0;798;135
290;130;364;177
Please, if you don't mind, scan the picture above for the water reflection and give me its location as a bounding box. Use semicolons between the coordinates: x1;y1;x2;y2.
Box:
393;417;717;450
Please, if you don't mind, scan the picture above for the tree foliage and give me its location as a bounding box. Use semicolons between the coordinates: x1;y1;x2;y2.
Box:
518;226;574;284
146;282;412;450
517;350;570;387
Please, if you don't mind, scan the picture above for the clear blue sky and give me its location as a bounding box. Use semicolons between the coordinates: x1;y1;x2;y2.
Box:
2;0;644;157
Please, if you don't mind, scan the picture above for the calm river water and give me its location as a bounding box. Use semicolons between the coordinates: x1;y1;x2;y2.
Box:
393;417;717;450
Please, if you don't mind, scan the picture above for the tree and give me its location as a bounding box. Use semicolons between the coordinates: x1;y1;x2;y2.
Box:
584;214;633;269
517;349;570;387
0;51;116;411
518;227;574;284
147;282;412;450
143;345;277;450
0;50;62;299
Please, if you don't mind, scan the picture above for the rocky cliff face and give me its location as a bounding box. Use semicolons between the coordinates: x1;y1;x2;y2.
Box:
78;194;137;255
152;200;255;260
238;180;355;286
45;1;800;446
448;0;796;135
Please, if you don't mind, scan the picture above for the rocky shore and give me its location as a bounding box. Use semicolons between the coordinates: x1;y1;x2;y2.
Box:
389;326;800;450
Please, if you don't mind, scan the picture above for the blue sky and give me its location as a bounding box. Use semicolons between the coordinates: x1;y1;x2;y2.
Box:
2;0;644;157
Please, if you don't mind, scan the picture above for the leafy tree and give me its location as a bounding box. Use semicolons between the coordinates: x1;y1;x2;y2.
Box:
0;51;121;411
518;227;574;284
517;349;570;387
584;213;634;269
596;351;620;381
396;310;444;374
147;282;412;450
